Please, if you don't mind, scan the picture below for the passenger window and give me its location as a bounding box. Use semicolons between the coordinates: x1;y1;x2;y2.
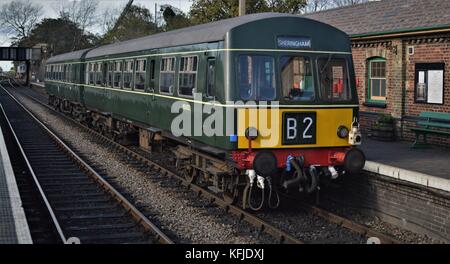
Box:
160;57;175;94
107;62;113;87
96;63;103;86
206;58;216;98
123;60;134;89
281;56;315;102
134;59;146;90
178;56;198;97
113;61;122;88
150;60;155;80
238;55;275;101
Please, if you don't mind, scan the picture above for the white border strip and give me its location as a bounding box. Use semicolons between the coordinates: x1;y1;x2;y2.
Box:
0;123;32;244
364;161;450;193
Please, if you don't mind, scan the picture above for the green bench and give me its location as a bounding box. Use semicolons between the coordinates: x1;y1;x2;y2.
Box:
411;112;450;148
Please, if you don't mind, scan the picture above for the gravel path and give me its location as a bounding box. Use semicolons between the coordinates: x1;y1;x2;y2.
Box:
12;90;275;244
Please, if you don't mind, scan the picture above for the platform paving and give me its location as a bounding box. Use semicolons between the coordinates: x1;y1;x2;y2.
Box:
0;122;32;244
361;137;450;192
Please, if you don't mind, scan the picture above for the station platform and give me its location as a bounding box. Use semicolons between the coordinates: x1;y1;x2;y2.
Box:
361;137;450;192
0;123;32;244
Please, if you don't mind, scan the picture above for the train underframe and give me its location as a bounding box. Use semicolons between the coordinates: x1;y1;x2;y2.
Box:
49;95;365;211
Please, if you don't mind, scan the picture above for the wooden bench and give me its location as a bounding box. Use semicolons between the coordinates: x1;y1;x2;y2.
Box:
411;112;450;148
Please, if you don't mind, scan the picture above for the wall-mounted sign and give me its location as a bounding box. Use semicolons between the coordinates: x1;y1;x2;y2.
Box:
414;63;445;105
277;36;312;49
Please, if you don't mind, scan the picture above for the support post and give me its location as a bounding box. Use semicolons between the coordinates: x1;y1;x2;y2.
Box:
239;0;246;16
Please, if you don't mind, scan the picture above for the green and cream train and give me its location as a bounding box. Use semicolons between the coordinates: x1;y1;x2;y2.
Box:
45;13;365;210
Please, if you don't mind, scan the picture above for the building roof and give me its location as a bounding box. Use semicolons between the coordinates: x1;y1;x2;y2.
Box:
304;0;450;37
85;13;306;59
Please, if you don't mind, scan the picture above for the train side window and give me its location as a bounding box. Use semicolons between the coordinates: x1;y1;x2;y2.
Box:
178;56;198;97
160;57;176;94
206;58;216;98
107;62;113;87
134;59;146;90
96;63;103;86
150;60;155;80
113;61;123;88
88;63;95;85
123;60;134;89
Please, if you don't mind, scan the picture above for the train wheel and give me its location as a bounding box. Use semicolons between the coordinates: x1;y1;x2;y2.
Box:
181;165;197;184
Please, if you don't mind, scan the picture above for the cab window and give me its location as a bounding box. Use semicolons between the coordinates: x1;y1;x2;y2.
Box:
317;57;352;102
281;56;314;101
238;55;275;101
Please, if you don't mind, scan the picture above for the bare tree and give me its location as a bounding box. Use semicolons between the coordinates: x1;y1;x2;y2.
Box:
303;0;333;13
0;0;43;40
99;7;122;35
332;0;369;7
60;0;99;34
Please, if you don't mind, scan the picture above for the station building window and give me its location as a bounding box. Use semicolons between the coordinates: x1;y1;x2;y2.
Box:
178;56;198;97
113;61;122;88
160;57;176;94
123;60;134;89
134;59;146;90
367;58;387;102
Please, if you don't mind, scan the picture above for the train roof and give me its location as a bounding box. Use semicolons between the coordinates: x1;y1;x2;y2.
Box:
86;13;311;59
46;48;91;64
47;13;346;63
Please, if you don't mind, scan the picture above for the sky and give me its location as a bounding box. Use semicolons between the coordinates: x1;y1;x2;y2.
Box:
0;0;194;70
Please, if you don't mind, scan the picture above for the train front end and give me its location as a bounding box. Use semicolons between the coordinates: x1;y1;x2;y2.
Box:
226;16;366;209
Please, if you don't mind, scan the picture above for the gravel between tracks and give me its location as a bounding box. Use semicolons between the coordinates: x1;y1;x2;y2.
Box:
12;90;275;244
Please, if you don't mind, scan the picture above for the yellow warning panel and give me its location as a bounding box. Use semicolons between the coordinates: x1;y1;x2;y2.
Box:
237;108;354;149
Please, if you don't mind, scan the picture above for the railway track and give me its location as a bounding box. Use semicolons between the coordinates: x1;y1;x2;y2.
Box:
6;80;401;244
0;82;173;244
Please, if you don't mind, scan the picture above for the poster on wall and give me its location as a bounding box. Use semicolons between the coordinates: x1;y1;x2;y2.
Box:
414;63;445;105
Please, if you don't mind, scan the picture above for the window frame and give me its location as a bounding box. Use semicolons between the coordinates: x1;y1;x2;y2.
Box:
279;55;315;102
316;56;353;103
113;61;123;89
159;56;176;95
367;57;387;103
206;58;216;99
122;60;134;90
134;59;147;91
178;55;198;98
237;54;277;101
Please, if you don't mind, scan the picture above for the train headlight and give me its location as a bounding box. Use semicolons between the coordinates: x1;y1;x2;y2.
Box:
337;126;349;138
245;127;258;140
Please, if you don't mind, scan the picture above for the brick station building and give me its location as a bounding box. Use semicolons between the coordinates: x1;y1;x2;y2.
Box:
305;0;450;146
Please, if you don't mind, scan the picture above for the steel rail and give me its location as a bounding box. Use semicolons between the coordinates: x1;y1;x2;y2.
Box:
1;84;174;244
0;103;68;244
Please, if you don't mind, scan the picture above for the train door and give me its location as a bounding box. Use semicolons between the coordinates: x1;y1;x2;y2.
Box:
146;58;157;127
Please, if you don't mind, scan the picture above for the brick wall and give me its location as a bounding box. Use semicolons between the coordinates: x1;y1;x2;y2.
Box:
320;172;450;242
351;34;450;146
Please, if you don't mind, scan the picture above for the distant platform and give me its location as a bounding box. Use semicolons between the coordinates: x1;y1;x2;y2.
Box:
0;121;32;244
361;137;450;192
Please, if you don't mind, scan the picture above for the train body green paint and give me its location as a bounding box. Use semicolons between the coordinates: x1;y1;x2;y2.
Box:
44;13;359;154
